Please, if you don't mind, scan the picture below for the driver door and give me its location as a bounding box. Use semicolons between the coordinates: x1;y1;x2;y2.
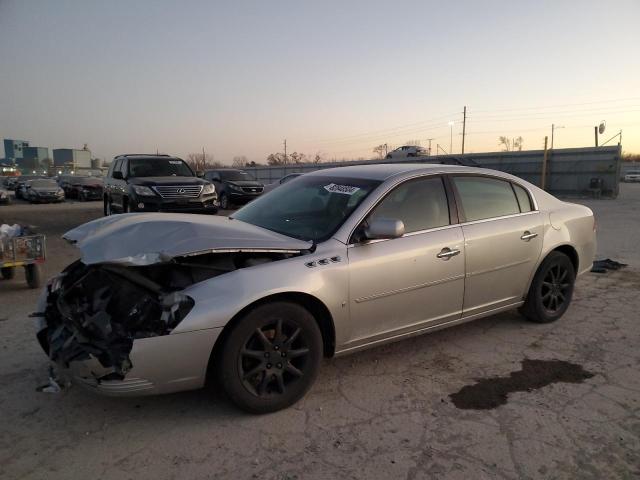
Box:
346;176;465;347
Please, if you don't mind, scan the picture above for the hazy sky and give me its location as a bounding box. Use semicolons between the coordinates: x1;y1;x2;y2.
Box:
1;0;639;164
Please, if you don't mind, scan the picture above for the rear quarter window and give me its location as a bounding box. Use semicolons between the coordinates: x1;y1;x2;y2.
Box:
453;176;520;222
512;183;533;212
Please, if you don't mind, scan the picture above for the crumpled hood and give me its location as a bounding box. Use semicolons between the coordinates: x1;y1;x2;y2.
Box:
63;213;312;266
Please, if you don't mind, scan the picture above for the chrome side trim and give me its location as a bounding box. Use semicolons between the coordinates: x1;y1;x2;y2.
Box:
466;258;532;278
354;273;465;303
180;248;303;258
459;210;540;227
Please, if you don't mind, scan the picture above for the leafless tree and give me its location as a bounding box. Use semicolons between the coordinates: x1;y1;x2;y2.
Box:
266;153;287;165
513;136;524;151
313;151;325;164
231;155;248;168
372;144;387;159
186;152;221;171
498;136;511;151
289;152;307;164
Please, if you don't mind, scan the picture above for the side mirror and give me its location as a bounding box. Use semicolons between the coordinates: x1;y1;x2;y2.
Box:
365;218;405;240
196;170;204;178
112;171;123;180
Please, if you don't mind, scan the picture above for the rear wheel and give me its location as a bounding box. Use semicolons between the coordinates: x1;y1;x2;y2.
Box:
1;267;15;280
25;264;41;289
217;301;323;413
521;251;575;323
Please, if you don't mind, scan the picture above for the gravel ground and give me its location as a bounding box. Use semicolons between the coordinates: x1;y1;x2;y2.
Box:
1;186;639;480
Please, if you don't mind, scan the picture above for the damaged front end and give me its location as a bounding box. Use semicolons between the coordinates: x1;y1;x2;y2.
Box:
38;250;300;388
41;260;195;380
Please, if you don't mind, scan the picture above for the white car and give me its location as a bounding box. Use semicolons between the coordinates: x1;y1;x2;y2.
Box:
386;145;428;159
623;170;640;182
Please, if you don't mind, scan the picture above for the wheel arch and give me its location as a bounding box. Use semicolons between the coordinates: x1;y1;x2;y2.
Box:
551;244;579;273
206;292;336;381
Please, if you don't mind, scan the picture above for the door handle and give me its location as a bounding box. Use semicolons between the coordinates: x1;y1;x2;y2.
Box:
437;247;461;260
520;231;538;241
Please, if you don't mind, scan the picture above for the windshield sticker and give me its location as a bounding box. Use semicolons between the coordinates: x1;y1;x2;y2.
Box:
324;183;361;195
169;160;182;164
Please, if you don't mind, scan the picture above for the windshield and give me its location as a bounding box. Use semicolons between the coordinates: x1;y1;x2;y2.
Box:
219;170;255;181
233;175;381;242
30;179;58;188
128;158;193;177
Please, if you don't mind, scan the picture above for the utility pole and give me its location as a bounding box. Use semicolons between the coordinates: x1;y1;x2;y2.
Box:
426;138;433;156
541;136;549;190
461;106;467;155
594;126;599;147
283;139;287;164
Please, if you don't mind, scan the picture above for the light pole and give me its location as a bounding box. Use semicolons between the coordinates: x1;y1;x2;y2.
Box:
551;124;564;149
448;121;454;154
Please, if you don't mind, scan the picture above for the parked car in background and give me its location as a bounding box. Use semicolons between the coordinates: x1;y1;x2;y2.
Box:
25;179;65;203
37;164;596;413
65;176;104;201
204;168;264;209
14;176;44;199
263;173;303;194
385;145;428;159
0;185;11;204
623;170;640;182
103;154;217;215
3;176;19;190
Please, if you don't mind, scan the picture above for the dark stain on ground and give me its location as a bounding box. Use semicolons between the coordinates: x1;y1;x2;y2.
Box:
449;359;594;410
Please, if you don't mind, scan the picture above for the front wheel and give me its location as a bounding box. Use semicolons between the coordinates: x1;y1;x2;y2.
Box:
520;251;575;323
217;302;323;413
219;193;230;210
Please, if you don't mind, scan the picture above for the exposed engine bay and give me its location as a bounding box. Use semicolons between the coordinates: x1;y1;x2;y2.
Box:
39;251;296;380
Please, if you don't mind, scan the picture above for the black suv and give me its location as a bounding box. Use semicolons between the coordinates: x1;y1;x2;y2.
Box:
204;169;263;209
103;154;217;215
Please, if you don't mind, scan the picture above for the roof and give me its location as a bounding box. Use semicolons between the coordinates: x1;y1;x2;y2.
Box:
306;163;486;181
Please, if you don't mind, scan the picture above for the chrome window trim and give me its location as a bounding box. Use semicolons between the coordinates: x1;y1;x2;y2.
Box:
344;171;540;247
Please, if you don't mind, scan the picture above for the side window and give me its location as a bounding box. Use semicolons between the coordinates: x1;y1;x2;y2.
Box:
112;159;122;177
453;176;520;221
368;177;450;233
512;183;533;213
106;161;115;178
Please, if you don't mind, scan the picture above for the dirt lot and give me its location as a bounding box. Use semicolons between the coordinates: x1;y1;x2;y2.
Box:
1;187;639;480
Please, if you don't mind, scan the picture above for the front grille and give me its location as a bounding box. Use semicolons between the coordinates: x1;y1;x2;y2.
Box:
152;185;203;198
241;186;263;194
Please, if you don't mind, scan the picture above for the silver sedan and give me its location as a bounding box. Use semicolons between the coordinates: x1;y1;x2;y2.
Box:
35;164;596;413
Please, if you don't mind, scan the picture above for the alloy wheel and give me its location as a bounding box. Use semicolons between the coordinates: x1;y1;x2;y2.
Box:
239;318;311;397
541;263;571;313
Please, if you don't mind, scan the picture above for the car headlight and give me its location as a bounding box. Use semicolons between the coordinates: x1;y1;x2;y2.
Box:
229;184;243;192
202;183;215;195
132;185;156;196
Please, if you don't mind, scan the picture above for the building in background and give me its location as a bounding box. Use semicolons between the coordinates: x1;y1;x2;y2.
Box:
20;146;50;172
3;139;29;162
53;148;91;170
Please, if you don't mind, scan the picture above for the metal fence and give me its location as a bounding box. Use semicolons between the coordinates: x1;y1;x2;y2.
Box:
244;145;622;198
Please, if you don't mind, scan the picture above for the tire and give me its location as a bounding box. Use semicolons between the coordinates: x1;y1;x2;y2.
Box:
219;193;229;210
217;301;323;413
25;264;42;289
122;199;130;213
104;198;112;216
79;192;86;202
385;154;392;159
520;251;575;323
1;267;15;280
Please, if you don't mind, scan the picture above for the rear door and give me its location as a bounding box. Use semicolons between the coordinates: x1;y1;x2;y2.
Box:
346;176;465;347
450;175;543;317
